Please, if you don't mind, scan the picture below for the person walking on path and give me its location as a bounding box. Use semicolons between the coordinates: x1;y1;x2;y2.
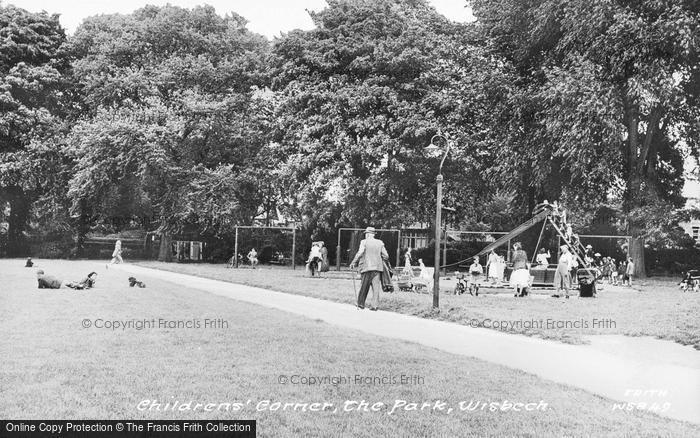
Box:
554;245;574;298
349;227;389;310
108;239;123;267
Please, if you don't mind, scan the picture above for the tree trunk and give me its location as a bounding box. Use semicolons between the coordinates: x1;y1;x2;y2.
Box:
623;94;642;202
628;237;646;278
622;89;648;278
158;233;173;262
6;186;30;257
73;199;90;258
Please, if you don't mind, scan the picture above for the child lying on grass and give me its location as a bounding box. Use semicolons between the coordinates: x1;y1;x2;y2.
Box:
36;270;97;290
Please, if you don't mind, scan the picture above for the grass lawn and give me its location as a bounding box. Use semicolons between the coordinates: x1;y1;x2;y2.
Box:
134;261;700;349
2;259;699;437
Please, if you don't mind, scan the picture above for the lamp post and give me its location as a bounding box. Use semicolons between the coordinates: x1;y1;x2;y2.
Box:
425;134;452;310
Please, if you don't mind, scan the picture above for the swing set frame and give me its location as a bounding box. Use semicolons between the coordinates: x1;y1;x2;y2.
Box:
232;225;297;270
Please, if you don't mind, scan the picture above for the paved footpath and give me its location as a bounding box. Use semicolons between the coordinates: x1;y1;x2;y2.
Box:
114;264;700;424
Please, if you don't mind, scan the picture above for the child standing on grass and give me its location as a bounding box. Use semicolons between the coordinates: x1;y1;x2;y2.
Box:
618;260;627;285
600;257;612;284
609;258;617;285
554;245;573;299
626;258;635;287
247;248;258;268
468;257;483;296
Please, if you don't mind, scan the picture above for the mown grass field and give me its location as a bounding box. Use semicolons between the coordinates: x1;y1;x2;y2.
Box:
135;261;700;349
2;259;699;437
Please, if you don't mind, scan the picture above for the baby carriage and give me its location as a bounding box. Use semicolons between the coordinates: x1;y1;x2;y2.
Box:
680;270;700;292
577;268;599;297
396;270;414;291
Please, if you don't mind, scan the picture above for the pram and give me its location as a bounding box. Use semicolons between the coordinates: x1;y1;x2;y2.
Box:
680;270;700;292
577;268;599;297
396;270;414;291
395;266;433;293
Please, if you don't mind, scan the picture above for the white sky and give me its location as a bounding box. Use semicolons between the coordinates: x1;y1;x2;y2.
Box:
7;0;475;38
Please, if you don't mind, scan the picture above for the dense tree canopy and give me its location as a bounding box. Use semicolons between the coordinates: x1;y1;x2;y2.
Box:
470;0;700;274
0;4;69;255
64;4;272;257
0;1;697;271
270;0;514;235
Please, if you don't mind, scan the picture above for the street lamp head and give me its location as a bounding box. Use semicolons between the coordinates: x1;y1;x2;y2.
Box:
424;143;440;154
426;134;449;157
426;134;452;174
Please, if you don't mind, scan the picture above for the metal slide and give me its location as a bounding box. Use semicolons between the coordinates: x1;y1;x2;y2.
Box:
471;209;552;260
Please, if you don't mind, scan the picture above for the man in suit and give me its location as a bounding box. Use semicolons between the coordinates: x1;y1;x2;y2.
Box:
349;227;389;310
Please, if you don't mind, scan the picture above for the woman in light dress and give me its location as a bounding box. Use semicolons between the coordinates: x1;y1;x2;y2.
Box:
487;250;505;284
403;249;412;274
510;242;530;297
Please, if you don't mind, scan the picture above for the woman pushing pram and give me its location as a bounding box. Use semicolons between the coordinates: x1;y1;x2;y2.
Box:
306;241;324;277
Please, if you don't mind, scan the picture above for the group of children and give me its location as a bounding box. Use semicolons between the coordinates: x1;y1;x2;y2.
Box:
598;256;636;286
451;243;637;298
27;256;99;289
30;239;145;290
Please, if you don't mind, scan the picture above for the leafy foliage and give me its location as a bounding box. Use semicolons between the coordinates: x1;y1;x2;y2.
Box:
470;0;700;244
1;0;698;265
271;0;514;235
65;4;272;239
0;4;70;255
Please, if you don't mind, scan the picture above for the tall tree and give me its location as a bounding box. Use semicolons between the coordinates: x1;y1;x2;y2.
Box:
470;0;700;275
271;0;514;236
0;4;69;255
66;5;271;259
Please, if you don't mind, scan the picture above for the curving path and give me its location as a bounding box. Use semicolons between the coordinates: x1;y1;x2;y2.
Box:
112;263;700;425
